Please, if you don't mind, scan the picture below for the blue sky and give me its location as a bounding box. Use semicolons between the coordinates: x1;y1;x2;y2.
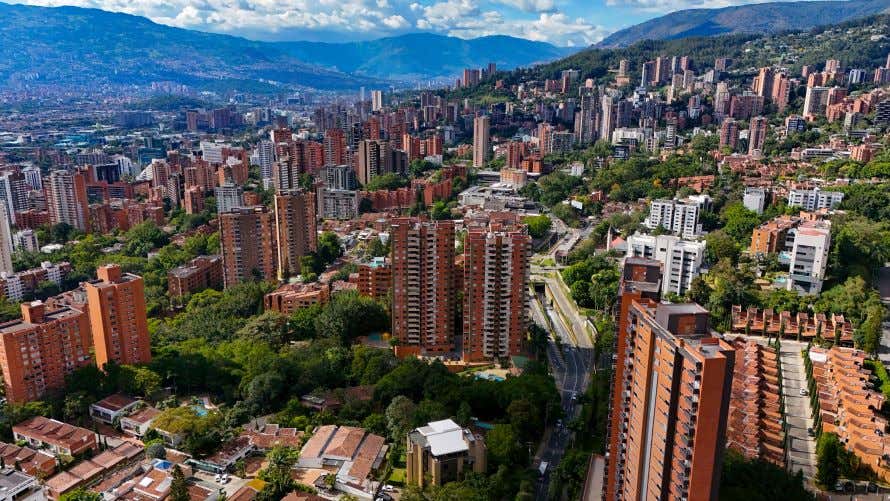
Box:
1;0;778;46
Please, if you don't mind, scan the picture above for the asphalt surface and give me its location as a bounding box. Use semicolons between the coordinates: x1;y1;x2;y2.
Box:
778;339;818;480
533;292;595;500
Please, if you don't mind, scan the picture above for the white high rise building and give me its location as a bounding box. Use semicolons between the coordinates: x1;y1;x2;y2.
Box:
254;140;275;181
625;233;706;296
12;229;38;253
0;206;13;275
787;221;831;295
787;187;844;211
644;198;701;238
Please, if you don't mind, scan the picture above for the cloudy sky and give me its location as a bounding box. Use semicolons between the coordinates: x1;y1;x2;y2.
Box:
2;0;780;46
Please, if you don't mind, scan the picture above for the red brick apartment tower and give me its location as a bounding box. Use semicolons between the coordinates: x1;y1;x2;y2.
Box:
391;218;456;355
220;206;277;288
0;302;93;403
461;216;531;362
85;265;151;369
274;189;317;280
605;260;734;501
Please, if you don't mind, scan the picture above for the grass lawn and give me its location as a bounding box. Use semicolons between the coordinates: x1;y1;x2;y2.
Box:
388;468;406;486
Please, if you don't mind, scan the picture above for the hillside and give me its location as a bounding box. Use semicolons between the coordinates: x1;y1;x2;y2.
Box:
0;3;385;92
598;0;890;47
0;4;575;93
451;14;890;101
279;33;576;80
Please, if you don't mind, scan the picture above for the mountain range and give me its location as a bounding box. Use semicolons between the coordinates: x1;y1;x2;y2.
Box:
598;0;890;47
0;3;572;92
278;34;575;80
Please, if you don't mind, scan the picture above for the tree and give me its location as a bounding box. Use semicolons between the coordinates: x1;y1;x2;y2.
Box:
59;488;103;501
704;230;740;264
486;424;523;467
816;432;843;487
721;203;762;244
146;442;166;459
169;465;190;501
523;215;552;239
316;232;343;267
720;450;814;500
385;396;416;442
258;446;299;499
236;311;290;348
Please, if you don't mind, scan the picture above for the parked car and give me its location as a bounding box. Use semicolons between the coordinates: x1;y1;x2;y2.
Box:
807;427;815;437
799;388;809;396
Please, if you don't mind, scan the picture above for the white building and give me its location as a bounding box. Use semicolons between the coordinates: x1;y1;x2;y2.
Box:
787;187;844;211
214;183;243;214
787;221;831;295
0;206;12;274
318;188;358;220
253;140;275;182
743;187;768;214
23;166;42;191
644;199;701;238
200;141;229;164
12;229;39;253
625;233;706;296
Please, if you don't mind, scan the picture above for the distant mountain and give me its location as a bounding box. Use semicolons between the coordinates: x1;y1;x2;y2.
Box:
598;0;890;47
278;33;577;80
0;3;384;92
0;4;575;93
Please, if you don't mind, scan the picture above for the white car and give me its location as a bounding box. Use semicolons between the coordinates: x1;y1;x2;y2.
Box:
382;485;394;492
799;388;809;396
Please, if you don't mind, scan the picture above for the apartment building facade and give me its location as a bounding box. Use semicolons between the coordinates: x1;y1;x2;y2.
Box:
220;206;277;288
643;199;701;238
85;265;151;368
273;190;317;279
462;216;530;362
391;218;456;354
625;233;706;296
0;302;93;403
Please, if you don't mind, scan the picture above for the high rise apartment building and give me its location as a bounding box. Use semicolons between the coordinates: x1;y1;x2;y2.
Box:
625;233;706;296
472;115;491;168
747;116;768;157
85;265;150;368
391;218;456;354
220;206;277;288
357;139;391;186
0;206;12;274
0;301;93;403
787;221;831;295
214;183;244;214
44;170;89;231
786;188;844;211
462;216;530;362
643;199;701;238
605;261;734;500
803;86;829;119
0;171;28;227
274;190;317;279
719;119;739;151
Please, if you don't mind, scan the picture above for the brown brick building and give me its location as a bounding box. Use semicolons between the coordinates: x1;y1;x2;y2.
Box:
605;259;735;501
356;257;392;300
391;218;456;355
274;190;317;280
0;302;93;403
264;282;330;315
167;255;223;298
220;206;277;288
85;265;151;368
461;215;530;362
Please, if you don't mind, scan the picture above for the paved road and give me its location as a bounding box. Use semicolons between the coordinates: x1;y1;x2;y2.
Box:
532;292;594;500
778;339;818;480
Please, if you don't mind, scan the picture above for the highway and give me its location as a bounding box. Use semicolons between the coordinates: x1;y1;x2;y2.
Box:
532;288;595;500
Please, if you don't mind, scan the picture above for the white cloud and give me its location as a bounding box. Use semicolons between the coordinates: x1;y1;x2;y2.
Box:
382;14;409;28
494;0;555;13
3;0;603;46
